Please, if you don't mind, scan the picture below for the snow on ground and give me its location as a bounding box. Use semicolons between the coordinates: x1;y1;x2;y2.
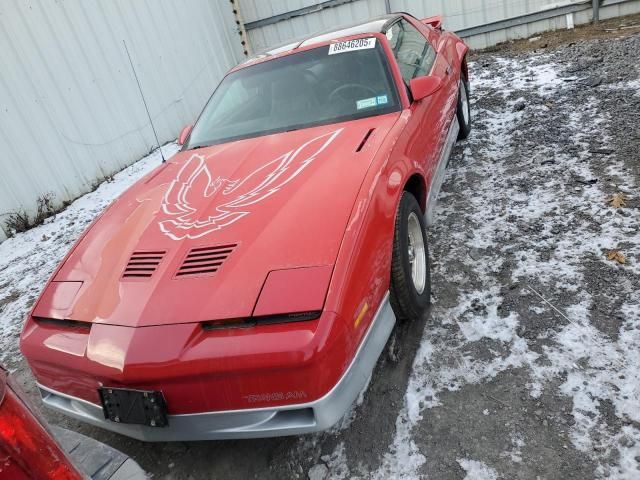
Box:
610;78;640;94
371;57;556;480
0;144;179;366
457;459;499;480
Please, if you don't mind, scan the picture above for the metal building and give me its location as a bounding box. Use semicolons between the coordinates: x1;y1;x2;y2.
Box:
239;0;640;52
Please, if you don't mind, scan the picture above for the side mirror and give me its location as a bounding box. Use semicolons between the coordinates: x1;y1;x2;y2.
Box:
421;15;443;30
409;76;443;102
177;124;193;145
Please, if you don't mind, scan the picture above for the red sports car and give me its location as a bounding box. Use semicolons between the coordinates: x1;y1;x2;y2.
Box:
20;13;470;441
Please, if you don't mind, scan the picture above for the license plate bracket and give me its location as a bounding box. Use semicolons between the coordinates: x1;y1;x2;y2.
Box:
98;387;168;427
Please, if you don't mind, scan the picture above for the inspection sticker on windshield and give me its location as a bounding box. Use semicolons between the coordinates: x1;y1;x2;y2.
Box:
357;94;388;110
328;38;376;55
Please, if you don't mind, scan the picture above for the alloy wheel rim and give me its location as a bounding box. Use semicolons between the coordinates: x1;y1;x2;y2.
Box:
407;212;426;294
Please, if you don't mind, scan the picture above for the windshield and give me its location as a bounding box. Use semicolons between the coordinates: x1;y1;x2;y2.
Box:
186;38;400;148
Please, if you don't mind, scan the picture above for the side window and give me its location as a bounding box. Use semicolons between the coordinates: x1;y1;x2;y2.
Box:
387;19;436;85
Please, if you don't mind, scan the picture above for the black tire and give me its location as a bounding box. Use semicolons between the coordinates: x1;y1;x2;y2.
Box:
390;192;431;321
456;75;472;140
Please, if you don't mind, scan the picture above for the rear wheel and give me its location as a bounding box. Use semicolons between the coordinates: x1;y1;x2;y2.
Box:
457;76;472;140
390;193;431;321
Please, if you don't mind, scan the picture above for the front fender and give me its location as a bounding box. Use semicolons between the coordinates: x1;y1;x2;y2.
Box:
325;110;420;347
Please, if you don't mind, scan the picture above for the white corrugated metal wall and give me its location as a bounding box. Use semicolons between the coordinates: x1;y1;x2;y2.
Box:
0;0;244;240
240;0;640;52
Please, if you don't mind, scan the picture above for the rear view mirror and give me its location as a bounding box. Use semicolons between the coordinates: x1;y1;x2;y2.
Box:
409;76;443;102
178;124;193;145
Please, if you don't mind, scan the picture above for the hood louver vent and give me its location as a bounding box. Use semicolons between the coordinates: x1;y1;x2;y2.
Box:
176;244;237;278
356;128;375;152
122;251;166;279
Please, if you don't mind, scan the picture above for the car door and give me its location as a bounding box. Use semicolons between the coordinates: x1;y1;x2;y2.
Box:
386;17;458;190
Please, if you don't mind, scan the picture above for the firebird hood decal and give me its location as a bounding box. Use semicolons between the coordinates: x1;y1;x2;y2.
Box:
47;115;402;326
159;129;343;240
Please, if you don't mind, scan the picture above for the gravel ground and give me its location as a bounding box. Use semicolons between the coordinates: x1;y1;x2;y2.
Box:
1;23;639;480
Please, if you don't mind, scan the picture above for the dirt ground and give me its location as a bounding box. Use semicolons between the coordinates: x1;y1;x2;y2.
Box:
484;13;640;54
1;17;639;480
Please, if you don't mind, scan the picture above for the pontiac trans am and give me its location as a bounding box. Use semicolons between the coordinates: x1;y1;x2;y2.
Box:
20;13;471;441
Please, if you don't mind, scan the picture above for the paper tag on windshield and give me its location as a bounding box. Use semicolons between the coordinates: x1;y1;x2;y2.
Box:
328;38;376;55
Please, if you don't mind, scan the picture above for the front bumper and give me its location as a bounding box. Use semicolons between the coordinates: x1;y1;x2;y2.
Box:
37;294;395;441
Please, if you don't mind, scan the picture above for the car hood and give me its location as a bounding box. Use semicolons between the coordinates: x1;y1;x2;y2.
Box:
42;113;400;327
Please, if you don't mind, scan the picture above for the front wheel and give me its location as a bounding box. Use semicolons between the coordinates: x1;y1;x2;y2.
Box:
456;77;472;140
390;193;431;321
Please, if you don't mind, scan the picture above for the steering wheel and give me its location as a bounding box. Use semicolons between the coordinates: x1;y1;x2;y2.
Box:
328;84;378;103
